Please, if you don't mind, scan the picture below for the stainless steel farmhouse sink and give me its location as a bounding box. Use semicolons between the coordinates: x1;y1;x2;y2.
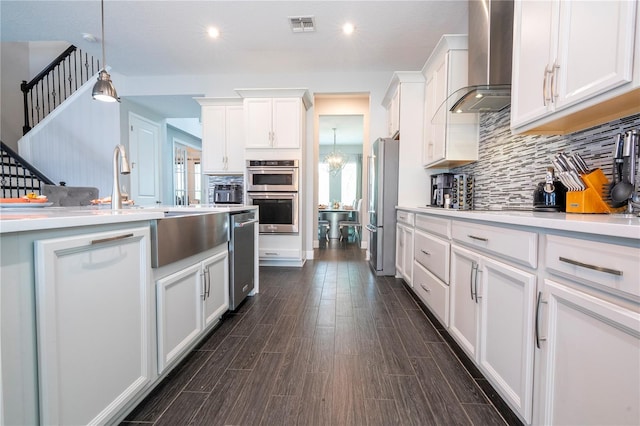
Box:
150;211;229;267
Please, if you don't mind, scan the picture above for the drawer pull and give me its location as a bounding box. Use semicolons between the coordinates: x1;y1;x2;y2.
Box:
420;249;431;256
420;283;431;293
558;257;623;276
468;235;488;242
91;233;134;245
264;252;279;256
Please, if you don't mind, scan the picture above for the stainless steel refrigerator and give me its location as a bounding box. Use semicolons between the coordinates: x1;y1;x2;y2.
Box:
366;137;399;275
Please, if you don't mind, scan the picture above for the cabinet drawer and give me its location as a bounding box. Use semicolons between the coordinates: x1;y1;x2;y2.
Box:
397;210;415;226
413;261;449;327
452;221;537;268
415;214;451;239
545;234;640;300
259;248;301;259
414;229;450;284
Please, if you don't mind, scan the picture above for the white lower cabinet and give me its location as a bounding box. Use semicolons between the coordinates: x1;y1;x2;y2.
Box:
450;244;536;423
156;245;228;373
34;227;154;426
395;222;414;285
535;278;640;425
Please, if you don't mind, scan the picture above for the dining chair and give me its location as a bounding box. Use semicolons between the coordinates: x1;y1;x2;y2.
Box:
318;218;330;242
338;199;362;245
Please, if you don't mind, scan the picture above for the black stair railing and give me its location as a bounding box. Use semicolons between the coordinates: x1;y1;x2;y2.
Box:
21;45;100;135
1;141;56;198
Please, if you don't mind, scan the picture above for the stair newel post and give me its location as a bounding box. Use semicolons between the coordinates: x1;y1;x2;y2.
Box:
21;80;31;135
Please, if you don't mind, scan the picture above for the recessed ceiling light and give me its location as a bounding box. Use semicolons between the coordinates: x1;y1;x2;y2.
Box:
207;27;220;39
342;22;355;35
82;32;97;42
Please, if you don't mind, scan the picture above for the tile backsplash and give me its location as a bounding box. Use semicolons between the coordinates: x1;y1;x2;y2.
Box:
451;108;640;210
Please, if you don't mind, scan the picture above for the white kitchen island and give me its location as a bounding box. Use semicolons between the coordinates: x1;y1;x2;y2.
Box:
0;205;257;425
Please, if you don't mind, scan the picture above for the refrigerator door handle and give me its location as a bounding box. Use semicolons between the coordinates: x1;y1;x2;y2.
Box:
365;224;377;233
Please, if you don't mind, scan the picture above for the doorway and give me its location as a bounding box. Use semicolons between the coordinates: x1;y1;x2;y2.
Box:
173;139;202;206
313;94;370;251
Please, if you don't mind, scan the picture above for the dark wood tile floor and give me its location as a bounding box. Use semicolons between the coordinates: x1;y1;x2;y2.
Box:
123;241;517;425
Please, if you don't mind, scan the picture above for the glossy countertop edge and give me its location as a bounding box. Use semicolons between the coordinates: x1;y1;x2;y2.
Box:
396;206;640;240
0;205;257;234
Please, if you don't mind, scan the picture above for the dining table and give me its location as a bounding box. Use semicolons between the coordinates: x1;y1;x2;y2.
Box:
318;208;355;239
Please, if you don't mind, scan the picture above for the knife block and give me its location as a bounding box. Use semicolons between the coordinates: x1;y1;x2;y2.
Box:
565;168;626;213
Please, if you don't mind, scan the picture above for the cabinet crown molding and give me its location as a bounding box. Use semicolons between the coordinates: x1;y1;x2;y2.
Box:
234;88;312;110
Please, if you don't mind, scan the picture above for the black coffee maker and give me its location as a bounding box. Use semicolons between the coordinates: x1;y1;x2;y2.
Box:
533;168;567;211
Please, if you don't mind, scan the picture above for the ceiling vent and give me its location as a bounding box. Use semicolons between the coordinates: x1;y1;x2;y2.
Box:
289;16;315;33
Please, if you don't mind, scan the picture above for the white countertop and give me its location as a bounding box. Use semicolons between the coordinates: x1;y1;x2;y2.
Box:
397;206;640;240
0;205;257;234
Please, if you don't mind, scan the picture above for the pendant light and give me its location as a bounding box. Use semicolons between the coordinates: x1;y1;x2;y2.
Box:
324;128;347;176
92;0;119;102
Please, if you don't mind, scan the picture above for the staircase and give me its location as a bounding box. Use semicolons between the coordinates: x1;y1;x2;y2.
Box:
21;45;100;134
1;141;55;198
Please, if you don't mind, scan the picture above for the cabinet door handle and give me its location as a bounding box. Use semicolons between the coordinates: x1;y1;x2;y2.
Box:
558;257;623;276
421;249;431;256
535;291;548;349
543;66;550;106
551;61;559;101
468;235;488;242
470;261;478;300
420;283;431;293
200;270;207;300
91;233;134;245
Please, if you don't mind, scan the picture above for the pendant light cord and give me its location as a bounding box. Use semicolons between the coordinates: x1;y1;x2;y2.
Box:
100;0;106;70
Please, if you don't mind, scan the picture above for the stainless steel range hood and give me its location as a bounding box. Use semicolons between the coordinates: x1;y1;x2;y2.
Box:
450;0;514;113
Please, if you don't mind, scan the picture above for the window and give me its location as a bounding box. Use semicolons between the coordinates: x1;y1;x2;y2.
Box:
318;156;360;207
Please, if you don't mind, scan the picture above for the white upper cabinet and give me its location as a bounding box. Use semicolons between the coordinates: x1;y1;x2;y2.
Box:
511;0;639;134
237;89;311;151
422;35;478;168
197;98;245;174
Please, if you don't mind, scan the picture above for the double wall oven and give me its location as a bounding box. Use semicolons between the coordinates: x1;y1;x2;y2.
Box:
246;160;299;233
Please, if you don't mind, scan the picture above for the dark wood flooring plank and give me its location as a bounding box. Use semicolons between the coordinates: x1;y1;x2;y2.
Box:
260;395;299;426
296;372;333;426
273;337;313;396
293;307;319;338
228;323;274;370
334;315;359;356
336;292;354;317
411;356;472;425
405;308;444;343
391;309;432;358
364;398;402;426
225;352;284;425
259;296;287;325
359;342;395;400
316;298;336;328
124;350;211;422
190;369;250;426
332;354;367;426
264;314;297;353
370;300;394;328
305;287;324;307
428;342;488;404
184;335;246;392
195;312;242;351
463;403;508;425
392;285;420;310
376;325;414;375
390;374;437;426
308;326;335;373
154;391;207;426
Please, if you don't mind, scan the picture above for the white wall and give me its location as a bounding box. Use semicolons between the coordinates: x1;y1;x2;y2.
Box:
19;81;119;196
1;42;29;150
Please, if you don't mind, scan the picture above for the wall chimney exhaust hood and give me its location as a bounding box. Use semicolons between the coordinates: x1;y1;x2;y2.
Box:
450;0;514;113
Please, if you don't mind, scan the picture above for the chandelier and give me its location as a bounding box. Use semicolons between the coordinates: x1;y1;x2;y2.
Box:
324;128;347;175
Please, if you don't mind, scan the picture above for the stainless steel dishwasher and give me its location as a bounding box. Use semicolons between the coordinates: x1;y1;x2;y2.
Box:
229;211;257;310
